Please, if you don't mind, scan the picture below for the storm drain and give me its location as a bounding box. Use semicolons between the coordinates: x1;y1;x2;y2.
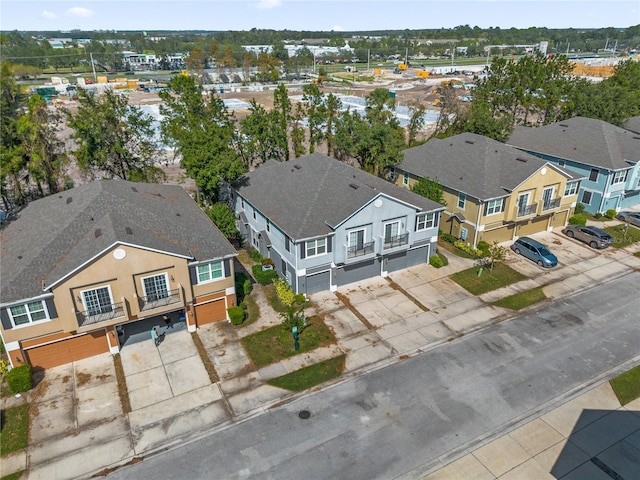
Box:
298;410;311;420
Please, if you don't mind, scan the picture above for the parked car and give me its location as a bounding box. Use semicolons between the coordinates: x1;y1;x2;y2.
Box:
510;236;558;267
615;211;640;228
563;225;613;249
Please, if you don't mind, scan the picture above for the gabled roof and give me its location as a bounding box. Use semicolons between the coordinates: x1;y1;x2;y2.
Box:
232;153;443;240
398;133;578;201
623;116;640;135
508;116;640;170
1;180;236;304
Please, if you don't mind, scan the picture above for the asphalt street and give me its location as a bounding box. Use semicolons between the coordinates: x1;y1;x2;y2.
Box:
104;272;640;480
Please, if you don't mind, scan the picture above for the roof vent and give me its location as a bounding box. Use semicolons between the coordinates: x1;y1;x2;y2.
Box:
294;164;301;170
176;213;181;217
465;140;475;144
633;136;640;140
94;229;102;238
131;187;138;192
125;227;133;235
66;197;73;204
559;124;568;127
516;157;528;163
349;183;359;190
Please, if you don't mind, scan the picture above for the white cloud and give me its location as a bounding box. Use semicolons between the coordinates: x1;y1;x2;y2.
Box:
41;10;57;20
255;0;282;10
65;7;95;19
332;25;344;32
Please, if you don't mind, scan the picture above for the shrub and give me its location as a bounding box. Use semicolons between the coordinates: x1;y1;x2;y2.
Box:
594;212;602;219
437;251;449;266
574;203;585;214
429;255;444;268
235;273;250;302
568;214;587;226
7;364;32;393
440;232;457;244
249;248;263;263
477;240;490;256
262;258;275;267
605;209;617;220
0;359;10;377
243;279;252;296
274;277;295;306
228;306;245;325
453;240;482;257
293;293;306;305
252;264;277;285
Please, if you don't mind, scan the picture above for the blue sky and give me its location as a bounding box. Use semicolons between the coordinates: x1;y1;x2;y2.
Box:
1;1;639;32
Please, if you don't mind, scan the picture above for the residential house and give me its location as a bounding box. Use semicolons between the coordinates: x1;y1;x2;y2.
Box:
0;180;237;369
508;117;640;214
394;133;582;247
231;154;444;295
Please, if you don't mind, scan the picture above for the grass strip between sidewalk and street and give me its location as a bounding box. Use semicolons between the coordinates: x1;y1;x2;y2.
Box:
1;471;24;480
609;365;640;406
0;403;28;456
450;262;526;295
267;355;346;391
491;286;546;310
241;316;336;368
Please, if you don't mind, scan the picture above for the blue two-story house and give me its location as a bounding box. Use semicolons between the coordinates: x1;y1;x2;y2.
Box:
508;117;640;214
231;153;444;295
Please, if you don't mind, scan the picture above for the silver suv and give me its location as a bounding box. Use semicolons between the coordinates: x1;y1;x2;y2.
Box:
563;225;613;249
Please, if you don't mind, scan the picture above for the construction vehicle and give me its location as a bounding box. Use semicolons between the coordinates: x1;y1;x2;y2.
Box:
416;70;430;79
397;63;408;71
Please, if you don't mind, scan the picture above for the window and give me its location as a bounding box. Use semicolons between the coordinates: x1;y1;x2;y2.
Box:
197;261;224;283
349;229;365;249
384;221;400;242
142;274;169;301
484;199;504;216
241;198;244;209
589;168;599;182
542;187;555;210
558;160;565;167
82;286;114;317
564;181;578;196
416;213;436;231
460;227;468;241
306;238;327;257
403;172;409;186
9;301;49;326
517;192;531;216
266;220;271;233
581;190;593;205
285;236;291;252
252;208;256;220
611;170;628;185
457;193;466;209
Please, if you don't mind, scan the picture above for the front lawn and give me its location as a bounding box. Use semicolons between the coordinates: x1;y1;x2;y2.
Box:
0;403;29;456
241;316;336;368
610;365;640;405
492;286;546;310
604;224;640;248
450;262;526;295
267;355;346;391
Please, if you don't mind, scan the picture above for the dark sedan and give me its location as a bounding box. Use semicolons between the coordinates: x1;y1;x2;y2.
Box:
563;225;613;249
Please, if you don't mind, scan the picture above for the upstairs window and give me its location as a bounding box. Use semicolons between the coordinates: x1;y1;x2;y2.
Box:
416;213;436;231
564;182;578;196
484;199;505;216
611;170;628;185
305;238;327;258
457;193;466;210
9;301;49;327
588;168;599;182
197;261;224;284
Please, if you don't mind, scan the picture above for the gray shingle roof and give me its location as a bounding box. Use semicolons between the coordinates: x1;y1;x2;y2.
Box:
508;116;640;170
623;116;640;135
232;153;443;240
398;133;577;200
1;180;236;304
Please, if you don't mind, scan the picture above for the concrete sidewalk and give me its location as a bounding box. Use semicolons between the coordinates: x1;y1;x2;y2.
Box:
1;229;638;480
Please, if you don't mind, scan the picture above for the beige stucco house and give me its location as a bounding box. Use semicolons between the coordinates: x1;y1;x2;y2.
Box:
394;133;583;247
0;180;237;369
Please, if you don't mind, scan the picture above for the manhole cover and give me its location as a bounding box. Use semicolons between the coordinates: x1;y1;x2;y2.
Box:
298;410;311;420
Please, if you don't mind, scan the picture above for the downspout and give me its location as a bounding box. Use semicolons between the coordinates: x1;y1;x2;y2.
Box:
473;200;483;248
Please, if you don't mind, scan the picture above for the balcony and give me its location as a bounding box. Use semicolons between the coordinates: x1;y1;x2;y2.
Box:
77;302;124;328
140;288;181;311
347;241;375;259
542;198;561;211
383;233;409;249
517;204;537;217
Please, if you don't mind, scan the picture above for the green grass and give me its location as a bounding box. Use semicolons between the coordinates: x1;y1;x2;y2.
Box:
451;262;526;295
0;404;29;456
241;316;336;368
492;286;546;310
604;224;640;248
610;365;640;405
634;251;640;259
1;471;25;480
267;355;346;391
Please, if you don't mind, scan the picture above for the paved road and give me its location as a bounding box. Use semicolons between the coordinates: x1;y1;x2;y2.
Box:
105;272;640;480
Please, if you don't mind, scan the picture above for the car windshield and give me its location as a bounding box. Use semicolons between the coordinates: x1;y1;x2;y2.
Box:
539;247;552;256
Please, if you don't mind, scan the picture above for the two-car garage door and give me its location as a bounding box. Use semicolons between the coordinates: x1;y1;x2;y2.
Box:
25;331;110;369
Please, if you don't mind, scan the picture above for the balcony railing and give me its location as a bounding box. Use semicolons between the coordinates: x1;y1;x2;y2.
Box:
77;302;124;327
542;198;561;211
517;204;537;217
383;232;409;249
347;241;375;259
140;288;181;311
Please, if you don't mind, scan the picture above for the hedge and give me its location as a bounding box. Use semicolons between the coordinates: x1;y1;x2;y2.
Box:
7;364;32;393
227;306;245;325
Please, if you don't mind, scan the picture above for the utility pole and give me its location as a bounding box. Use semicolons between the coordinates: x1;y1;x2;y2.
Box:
89;52;97;82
